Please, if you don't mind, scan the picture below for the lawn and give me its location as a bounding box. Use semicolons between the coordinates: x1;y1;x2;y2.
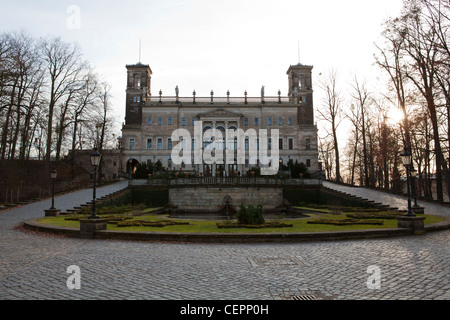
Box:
36;208;446;234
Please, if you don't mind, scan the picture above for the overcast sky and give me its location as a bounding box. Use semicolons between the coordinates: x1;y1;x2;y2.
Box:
1;0;404;135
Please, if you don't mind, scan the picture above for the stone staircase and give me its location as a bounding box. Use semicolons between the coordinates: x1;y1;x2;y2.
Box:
61;188;130;215
321;185;399;211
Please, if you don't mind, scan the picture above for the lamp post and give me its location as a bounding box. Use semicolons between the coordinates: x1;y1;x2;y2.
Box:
44;168;60;217
89;149;101;219
50;168;57;209
288;155;291;178
279;158;283;178
128;157;132;179
410;166;419;208
400;149;415;217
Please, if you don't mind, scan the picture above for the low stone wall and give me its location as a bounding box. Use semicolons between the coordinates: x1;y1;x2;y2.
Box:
169;186;283;212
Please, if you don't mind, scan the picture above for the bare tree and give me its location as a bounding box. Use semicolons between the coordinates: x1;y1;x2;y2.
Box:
350;76;372;187
374;24;413;151
345;103;361;185
317;69;343;182
39;36;83;162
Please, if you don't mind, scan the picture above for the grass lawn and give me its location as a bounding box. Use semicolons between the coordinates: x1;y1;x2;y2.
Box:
36;209;446;234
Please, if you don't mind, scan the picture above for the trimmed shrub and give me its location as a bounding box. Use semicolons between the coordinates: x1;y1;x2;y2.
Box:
236;204;265;225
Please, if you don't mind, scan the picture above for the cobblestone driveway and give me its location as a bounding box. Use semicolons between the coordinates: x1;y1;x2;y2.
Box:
0;181;449;300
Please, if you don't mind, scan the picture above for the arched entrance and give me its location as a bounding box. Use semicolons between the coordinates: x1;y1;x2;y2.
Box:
126;158;139;178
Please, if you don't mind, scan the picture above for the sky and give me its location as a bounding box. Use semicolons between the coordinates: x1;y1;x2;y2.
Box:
1;0;405;137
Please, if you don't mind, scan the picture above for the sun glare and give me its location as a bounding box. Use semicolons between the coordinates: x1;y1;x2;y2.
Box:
385;107;405;125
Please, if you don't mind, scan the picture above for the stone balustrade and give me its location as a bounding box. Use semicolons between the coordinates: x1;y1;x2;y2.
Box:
129;178;322;187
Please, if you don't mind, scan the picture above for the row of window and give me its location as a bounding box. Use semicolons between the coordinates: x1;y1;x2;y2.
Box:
147;158;312;168
146;116;294;126
129;137;311;151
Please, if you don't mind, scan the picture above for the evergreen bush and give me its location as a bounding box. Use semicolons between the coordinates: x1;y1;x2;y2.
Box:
236;204;265;225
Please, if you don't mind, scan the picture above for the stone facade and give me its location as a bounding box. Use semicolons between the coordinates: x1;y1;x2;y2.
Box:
67;149;122;182
121;62;319;177
169;187;283;212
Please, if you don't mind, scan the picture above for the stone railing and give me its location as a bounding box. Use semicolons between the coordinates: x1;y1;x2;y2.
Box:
129;177;322;187
146;96;294;105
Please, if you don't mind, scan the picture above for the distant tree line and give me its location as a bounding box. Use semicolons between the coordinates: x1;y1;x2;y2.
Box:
0;31;117;163
318;0;450;201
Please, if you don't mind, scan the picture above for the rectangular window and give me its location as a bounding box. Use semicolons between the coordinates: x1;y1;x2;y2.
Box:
168;117;173;125
288;117;293;125
147;138;152;150
244;118;249;126
254;118;259;126
133;96;141;103
147;117;152;125
192;117;197;126
157;138;163;150
182;118;186;126
168;138;172;150
245;138;249;150
278;117;283;125
306;159;311;167
158;117;163;125
134;76;141;88
130;138;135;150
279;138;283;150
268;117;272;125
268;138;272;150
289;138;294;150
306;138;311;150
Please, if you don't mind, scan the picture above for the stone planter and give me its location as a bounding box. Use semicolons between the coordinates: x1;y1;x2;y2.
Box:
80;218;108;239
397;216;426;235
44;208;61;217
412;206;425;214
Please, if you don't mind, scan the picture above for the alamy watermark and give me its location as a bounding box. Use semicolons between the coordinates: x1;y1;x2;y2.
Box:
66;265;81;290
171;121;280;175
366;265;381;289
66;5;81;30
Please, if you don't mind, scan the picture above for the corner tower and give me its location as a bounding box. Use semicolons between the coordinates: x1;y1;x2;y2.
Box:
125;63;152;125
287;63;314;125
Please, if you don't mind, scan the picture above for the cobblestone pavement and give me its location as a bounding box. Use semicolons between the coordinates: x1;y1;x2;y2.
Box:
0;181;449;300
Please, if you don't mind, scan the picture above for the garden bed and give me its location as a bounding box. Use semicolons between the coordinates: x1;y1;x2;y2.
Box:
307;218;384;226
113;220;190;228
345;212;404;219
216;222;293;229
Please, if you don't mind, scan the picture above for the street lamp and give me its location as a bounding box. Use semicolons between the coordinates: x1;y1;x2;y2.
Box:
128;157;132;179
89;149;101;219
50;168;57;209
279;158;283;178
400;149;415;216
410;166;419;208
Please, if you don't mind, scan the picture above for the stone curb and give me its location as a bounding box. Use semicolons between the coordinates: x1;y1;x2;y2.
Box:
22;218;450;244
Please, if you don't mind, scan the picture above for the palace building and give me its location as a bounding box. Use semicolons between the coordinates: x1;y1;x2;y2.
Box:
120;62;319;177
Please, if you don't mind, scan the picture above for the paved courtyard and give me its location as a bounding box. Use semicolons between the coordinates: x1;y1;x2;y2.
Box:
0;181;449;301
